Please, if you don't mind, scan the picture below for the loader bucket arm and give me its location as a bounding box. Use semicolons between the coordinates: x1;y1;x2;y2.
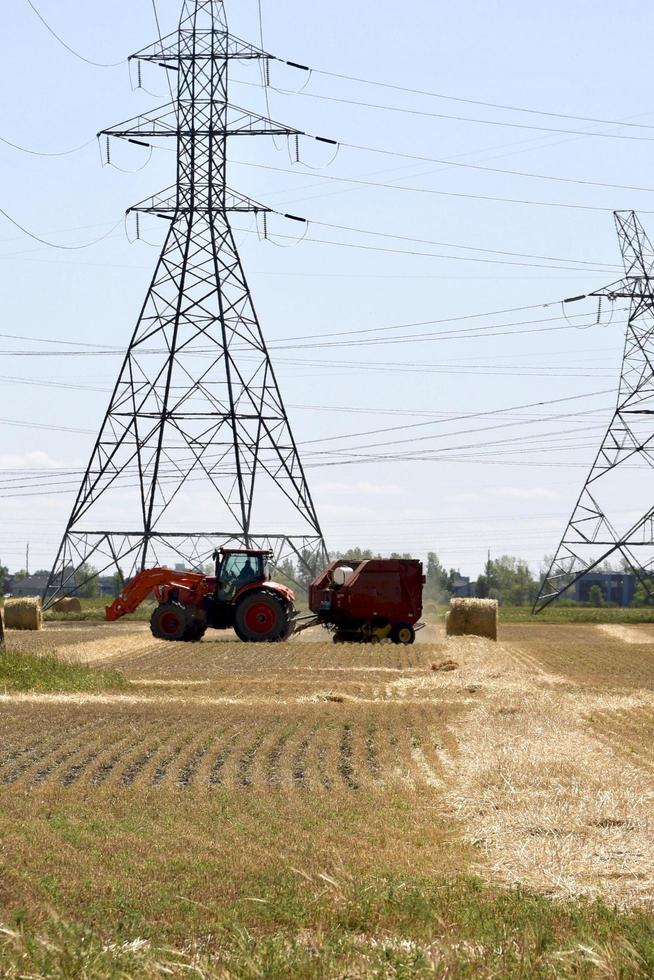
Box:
105;568;203;622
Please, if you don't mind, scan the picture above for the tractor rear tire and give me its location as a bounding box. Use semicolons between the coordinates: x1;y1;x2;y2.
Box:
391;623;416;645
234;591;288;643
150;603;189;641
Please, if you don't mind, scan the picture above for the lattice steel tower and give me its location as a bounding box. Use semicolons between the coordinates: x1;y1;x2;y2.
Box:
535;211;654;611
45;0;327;605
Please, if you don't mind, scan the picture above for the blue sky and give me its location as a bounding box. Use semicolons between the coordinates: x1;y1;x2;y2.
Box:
1;0;653;576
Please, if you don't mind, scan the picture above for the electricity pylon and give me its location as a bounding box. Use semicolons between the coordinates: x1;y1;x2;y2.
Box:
45;0;327;606
534;210;654;611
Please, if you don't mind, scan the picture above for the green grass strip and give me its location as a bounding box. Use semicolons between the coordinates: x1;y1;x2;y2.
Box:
0;649;129;693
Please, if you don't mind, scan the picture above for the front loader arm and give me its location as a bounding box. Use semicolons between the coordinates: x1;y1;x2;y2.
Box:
105;568;204;622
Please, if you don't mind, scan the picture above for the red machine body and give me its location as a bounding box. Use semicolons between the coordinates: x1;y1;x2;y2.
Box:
309;558;424;644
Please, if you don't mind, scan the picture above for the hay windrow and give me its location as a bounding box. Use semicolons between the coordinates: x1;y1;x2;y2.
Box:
4;597;43;631
446;597;498;641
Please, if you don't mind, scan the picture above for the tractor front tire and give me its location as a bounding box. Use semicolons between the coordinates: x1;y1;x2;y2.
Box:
183;621;207;643
234;591;288;643
150;603;189;641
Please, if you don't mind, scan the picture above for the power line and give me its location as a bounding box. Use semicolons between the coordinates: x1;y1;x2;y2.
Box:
233;158;637;215
0;133;96;157
268;313;623;352
0;188;619;272
0;389;613;464
305;218;619;271
234;76;654;194
0;209;122;250
271;84;654;143
0;307;618;359
24;0;124;67
337;140;654;196
301;64;654;133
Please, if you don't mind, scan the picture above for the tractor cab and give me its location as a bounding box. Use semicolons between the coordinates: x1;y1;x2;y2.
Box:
213;548;272;602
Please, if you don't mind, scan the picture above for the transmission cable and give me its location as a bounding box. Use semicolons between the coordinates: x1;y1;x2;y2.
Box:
232;76;654;192
233;158;636;215
0;304;611;353
266;84;654;143
239;223;618;272
24;0;124;67
299;390;613;446
303;65;654;132
304;218;619;271
0;210;122;250
337;140;654;196
0;133;96;158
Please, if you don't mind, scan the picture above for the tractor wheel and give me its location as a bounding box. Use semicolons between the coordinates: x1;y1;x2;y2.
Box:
182;621;207;643
234;591;288;643
391;623;416;645
150;603;189;641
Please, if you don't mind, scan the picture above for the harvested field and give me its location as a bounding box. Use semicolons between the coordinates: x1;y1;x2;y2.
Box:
2;618;654;975
499;623;654;690
0;701;458;792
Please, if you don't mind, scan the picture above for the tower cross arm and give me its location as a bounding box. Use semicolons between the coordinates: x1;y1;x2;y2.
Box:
127;186;274;216
99;105;178;141
99;105;303;142
129;29;273;66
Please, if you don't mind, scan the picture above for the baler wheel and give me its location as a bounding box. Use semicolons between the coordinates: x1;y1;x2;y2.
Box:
391;623;415;645
234;591;287;642
150;602;189;641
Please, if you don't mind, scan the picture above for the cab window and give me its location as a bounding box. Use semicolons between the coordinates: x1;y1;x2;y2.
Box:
218;554;261;598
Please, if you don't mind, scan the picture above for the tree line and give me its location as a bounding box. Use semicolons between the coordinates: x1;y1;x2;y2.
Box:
3;550;653;608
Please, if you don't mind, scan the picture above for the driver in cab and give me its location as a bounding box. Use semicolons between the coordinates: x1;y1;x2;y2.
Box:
235;558;257;588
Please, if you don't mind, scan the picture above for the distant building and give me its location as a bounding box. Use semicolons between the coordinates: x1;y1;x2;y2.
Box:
98;576;117;596
451;575;474;598
572;572;636;606
9;574;51;598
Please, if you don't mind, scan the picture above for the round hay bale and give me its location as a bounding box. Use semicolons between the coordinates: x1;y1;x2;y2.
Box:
51;596;82;613
446;597;498;642
4;597;43;631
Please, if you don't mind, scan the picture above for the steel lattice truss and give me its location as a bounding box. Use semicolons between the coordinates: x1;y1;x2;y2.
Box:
45;0;327;606
534;210;654;611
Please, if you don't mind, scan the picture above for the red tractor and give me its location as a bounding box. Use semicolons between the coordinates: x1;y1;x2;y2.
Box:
105;548;296;643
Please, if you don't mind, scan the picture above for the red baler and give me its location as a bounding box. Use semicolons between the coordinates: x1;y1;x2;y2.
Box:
308;558;424;644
